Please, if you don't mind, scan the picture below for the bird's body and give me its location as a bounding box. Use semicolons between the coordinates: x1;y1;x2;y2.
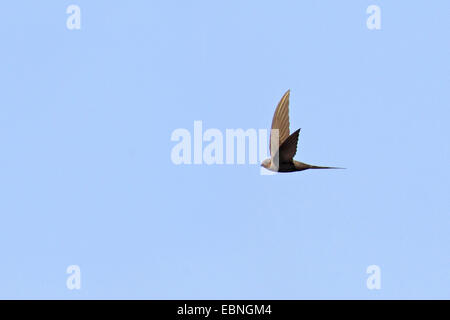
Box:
261;90;343;173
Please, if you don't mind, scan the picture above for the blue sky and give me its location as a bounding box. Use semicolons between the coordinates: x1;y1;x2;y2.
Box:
0;1;449;299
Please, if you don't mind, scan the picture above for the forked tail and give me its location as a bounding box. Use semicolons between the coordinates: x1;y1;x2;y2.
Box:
293;161;345;171
308;165;345;169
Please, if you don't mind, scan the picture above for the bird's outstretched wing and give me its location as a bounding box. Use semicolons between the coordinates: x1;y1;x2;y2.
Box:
278;128;301;163
272;128;301;167
270;90;291;159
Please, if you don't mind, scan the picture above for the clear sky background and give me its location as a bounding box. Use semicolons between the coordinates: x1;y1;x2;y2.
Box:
0;1;449;299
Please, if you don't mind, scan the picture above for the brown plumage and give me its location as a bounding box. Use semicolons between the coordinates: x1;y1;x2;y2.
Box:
261;90;344;173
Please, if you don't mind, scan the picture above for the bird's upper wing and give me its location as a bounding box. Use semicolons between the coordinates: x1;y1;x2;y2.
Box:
270;90;291;159
275;128;301;163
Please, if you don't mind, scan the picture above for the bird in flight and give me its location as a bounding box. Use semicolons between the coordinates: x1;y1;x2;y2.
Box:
261;90;343;173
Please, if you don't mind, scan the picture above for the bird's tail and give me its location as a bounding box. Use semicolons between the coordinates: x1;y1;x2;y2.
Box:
293;161;345;171
308;165;345;169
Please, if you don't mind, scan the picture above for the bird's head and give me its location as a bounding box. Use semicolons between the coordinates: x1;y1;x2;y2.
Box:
261;158;271;169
